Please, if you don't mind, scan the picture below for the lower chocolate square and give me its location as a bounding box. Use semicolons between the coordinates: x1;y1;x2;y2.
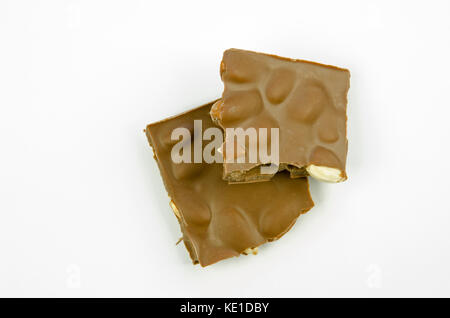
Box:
145;101;314;266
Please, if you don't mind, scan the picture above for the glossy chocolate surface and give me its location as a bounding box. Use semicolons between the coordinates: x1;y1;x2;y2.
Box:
211;49;350;183
146;102;314;266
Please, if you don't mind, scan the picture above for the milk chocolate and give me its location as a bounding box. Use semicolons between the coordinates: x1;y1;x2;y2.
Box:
211;49;350;183
145;102;314;266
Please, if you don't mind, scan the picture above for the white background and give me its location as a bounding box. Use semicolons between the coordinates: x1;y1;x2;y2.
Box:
1;0;450;297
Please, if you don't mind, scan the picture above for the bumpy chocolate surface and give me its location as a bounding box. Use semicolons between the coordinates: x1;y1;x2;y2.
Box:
211;49;350;183
146;102;314;267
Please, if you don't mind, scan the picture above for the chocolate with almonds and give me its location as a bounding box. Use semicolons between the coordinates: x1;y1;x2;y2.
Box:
145;102;314;266
211;49;350;183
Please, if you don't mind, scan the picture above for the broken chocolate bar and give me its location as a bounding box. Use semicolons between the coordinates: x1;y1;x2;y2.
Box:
145;102;314;266
211;48;350;183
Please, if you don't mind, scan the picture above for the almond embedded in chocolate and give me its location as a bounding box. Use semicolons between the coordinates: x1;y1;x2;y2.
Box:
211;48;350;184
145;102;314;266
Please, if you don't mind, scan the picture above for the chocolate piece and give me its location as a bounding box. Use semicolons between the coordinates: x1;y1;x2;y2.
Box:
146;102;314;266
211;49;350;183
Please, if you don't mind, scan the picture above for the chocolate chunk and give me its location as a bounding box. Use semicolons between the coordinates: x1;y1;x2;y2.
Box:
211;49;350;183
145;102;314;266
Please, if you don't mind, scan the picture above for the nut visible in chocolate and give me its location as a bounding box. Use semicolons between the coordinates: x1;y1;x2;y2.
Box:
211;49;350;183
145;102;314;266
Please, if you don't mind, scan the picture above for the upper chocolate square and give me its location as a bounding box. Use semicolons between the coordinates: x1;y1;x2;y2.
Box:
211;49;350;183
